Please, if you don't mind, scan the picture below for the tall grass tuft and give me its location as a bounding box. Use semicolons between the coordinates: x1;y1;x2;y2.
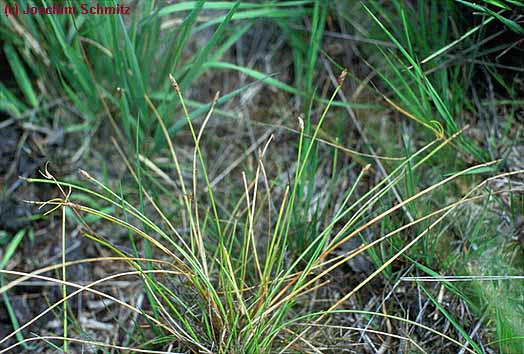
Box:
1;70;516;353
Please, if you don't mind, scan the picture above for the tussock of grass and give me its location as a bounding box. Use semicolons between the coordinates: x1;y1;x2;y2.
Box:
0;74;517;353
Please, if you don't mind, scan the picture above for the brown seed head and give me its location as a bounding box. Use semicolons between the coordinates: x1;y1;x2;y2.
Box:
337;69;348;86
169;73;180;92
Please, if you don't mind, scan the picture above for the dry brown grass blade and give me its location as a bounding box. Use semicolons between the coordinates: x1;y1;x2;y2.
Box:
1;335;181;354
0;256;179;294
46;199;182;262
0;269;193;350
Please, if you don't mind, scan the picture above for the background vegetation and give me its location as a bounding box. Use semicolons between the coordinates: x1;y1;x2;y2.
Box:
1;0;523;353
